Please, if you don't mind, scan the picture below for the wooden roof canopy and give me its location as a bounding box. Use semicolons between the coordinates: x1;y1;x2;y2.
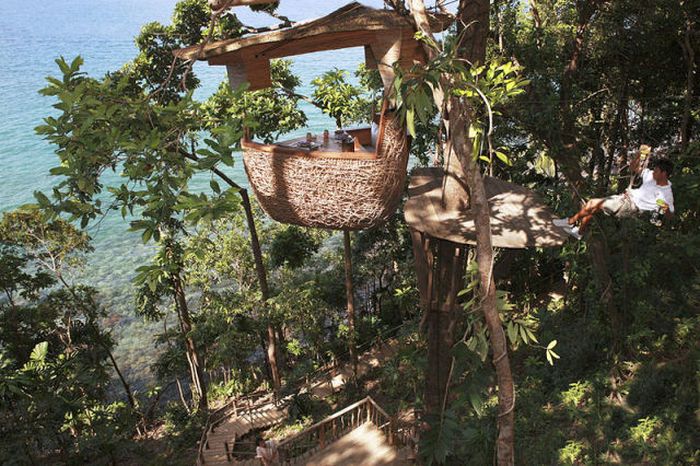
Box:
176;2;452;91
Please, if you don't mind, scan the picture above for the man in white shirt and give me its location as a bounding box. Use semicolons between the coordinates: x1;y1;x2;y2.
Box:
554;155;674;239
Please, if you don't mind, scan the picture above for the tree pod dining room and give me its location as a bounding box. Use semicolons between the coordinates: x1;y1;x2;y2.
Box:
177;1;451;231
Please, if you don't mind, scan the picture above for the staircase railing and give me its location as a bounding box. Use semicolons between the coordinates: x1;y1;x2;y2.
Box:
196;390;275;465
197;320;411;464
276;396;399;464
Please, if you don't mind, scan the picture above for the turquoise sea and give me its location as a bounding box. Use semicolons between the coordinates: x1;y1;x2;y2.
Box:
0;0;383;383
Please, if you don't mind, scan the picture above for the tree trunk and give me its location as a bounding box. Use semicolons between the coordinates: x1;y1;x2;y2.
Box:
239;189;281;390
176;377;190;412
343;231;358;378
449;96;516;465
407;1;515;463
275;325;287;370
203;160;282;391
410;231;467;415
680;6;696;152
106;347;138;414
172;273;208;411
456;0;517;459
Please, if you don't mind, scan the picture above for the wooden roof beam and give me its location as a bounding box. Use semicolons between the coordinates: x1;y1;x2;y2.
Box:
208;29;407;65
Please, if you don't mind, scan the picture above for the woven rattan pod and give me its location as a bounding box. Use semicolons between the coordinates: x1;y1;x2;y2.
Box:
174;3;452;229
242;109;409;230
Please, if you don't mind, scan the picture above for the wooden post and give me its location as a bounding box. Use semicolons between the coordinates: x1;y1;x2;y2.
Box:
319;424;326;449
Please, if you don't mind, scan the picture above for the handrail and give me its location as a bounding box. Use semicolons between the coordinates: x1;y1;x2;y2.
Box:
276;396;401;464
241;138;378;161
278;396;372;447
196;389;274;464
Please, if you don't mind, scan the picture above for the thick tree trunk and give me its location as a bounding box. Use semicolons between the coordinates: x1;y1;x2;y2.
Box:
449;97;516;466
172;273;208;411
458;1;515;463
457;0;490;62
407;1;515;463
411;231;467;415
343;231;358;378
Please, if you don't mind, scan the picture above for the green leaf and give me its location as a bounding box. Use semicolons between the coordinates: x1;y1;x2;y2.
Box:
468;390;484;416
495;150;511;166
34;191;51;207
30;342;49;363
519;324;529;344
49;166;71;176
525;327;539;344
210;180;221;194
142;228;153;243
507;321;517;344
406;107;416;138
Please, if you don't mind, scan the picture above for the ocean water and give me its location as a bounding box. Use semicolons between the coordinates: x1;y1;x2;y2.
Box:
0;0;383;380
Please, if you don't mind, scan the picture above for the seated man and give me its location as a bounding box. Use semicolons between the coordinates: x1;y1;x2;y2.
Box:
554;153;674;239
256;437;278;466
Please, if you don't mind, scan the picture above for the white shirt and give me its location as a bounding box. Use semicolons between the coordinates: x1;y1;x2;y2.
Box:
629;169;674;213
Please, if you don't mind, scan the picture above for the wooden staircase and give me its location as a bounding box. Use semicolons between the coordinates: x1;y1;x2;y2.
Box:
197;338;402;465
277;396;415;465
197;392;288;465
303;422;413;465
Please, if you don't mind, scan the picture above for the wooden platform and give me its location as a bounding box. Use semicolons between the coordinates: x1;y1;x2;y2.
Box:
404;167;568;249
